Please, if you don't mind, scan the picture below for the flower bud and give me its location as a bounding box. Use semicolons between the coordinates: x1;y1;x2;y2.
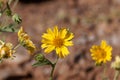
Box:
111;56;120;70
12;14;22;24
18;27;36;54
35;54;45;62
0;41;14;59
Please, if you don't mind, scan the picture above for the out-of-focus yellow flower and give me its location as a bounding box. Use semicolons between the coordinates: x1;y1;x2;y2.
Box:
41;26;74;58
0;40;14;59
18;27;36;54
111;56;120;70
90;40;112;65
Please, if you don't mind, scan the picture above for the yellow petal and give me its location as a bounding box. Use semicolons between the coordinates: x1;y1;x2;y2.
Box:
42;33;53;40
101;40;107;48
61;46;69;57
41;44;47;49
44;45;55;53
65;33;74;41
0;40;4;45
105;46;112;52
6;43;13;49
60;29;67;39
64;41;73;46
56;47;61;54
56;47;64;58
41;39;52;44
58;52;64;58
47;28;54;38
18;27;23;36
54;26;58;37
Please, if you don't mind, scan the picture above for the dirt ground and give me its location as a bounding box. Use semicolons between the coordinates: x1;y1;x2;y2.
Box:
0;0;120;80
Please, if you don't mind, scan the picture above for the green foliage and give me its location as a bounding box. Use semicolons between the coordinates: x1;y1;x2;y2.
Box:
0;0;22;33
0;24;18;32
12;14;22;24
33;54;52;66
5;2;12;16
0;1;3;8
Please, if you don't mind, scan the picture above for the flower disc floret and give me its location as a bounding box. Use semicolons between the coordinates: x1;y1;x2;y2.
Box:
90;40;112;65
41;26;74;58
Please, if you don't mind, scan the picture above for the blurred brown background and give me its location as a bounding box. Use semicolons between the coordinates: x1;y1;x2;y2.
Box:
0;0;120;80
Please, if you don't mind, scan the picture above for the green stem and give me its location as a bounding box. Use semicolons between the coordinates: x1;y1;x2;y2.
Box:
50;57;59;80
12;0;19;11
102;64;108;80
50;64;55;80
13;43;20;50
114;70;120;80
8;0;14;5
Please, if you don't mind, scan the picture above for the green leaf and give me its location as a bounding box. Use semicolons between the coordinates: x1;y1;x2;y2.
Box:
0;24;18;32
32;60;51;66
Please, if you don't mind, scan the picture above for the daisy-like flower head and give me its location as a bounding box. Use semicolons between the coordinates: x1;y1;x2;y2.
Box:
41;26;74;58
18;27;36;54
0;40;14;59
111;56;120;70
90;40;112;65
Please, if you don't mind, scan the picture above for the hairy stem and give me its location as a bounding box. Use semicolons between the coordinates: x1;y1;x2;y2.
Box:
102;64;108;80
50;64;55;80
13;43;20;50
50;57;59;80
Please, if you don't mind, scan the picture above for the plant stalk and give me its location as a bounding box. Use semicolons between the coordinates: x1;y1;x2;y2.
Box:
50;57;59;80
13;43;20;50
114;70;120;80
102;64;108;80
50;64;55;80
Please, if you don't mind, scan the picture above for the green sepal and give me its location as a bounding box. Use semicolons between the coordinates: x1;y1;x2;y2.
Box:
95;62;103;66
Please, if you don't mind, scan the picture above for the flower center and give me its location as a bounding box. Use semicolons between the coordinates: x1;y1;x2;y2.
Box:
53;37;64;47
98;48;106;59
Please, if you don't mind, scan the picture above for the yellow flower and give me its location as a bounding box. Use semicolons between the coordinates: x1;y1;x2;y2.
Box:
18;27;36;54
111;56;120;70
41;26;74;58
0;40;14;59
90;40;112;65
